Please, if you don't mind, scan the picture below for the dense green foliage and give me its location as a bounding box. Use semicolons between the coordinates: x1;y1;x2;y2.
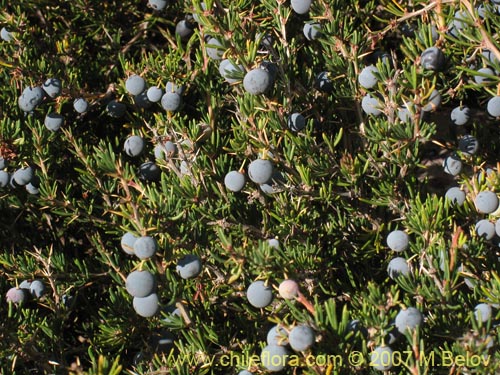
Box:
1;0;500;374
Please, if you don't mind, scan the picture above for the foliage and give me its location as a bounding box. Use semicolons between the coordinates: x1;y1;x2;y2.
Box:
1;0;500;374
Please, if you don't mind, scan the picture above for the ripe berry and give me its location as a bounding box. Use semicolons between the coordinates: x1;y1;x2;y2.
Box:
133;236;158;260
44;113;64;132
386;230;409;252
219;59;244;84
288;325;315;351
474;191;499;213
29;279;45;298
161;92;182;111
260;345;289;372
206;37;224;60
395;307;423;334
243;68;271;95
18;86;45;112
247;280;273;308
147;86;163;103
445;187;466;206
450;106;470;126
486;96;500;117
176;254;202;279
1;27;13;41
139;162;161;182
474;67;495;84
133;293;159;317
175;20;194;40
42;77;62;98
107;100;127;118
148;0;167;10
496;219;500;237
224;170;246;192
134;92;152;109
420;47;445;71
126;270;156;297
475;219;495;240
73;98;89;113
358;65;379;89
361;94;382;116
13;166;34;186
443;154;462;176
248;159;273;184
126;75;146;95
303;22;321;40
267;324;289;346
291;0;312;14
422;89;441;112
287;113;306;132
154;141;177;160
387;257;409;279
474;303;492;322
459;134;479;155
314;71;333;93
370;346;394;371
121;232;137;255
267;238;280;249
124;135;145;157
0;171;9;188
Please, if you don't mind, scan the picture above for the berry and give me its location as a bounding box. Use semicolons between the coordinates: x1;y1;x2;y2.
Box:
303;22;321;40
386;230;409;252
165;81;185;95
238;371;253;375
133;293;159;317
0;157;6;169
451;106;470;126
387;257;409;279
44;113;64;132
474;67;495;84
6;287;26;304
147;86;163;103
475;219;495;240
474;303;492;322
161;92;182;111
134;92;152;109
420;47;445;71
125;75;146;95
175;20;194;40
361;94;382;116
267;324;289;346
126;270;156;297
287;113;306;132
422;89;441;112
248;159;273;184
496;219;500;237
73;98;89;113
445;187;466;206
346;320;368;339
133;236;157;260
18;86;45;112
474;191;499;213
459;134;479;155
176;254;202;279
29;279;45;298
13;166;34;186
121;232;137;255
0;171;9;188
139;162;161;182
288;325;315;351
243;68;271;95
395;307;423;334
487;96;500;117
107;100;127;118
267;238;280;249
247;280;273;308
148;0;167;10
26;181;39;195
291;0;312;14
358;65;379;89
370;346;394;371
124;135;145;157
154;141;177;160
314;71;333;93
397;103;415;123
206;37;224;60
224;170;246;192
260;345;289;372
219;59;244;84
1;27;13;41
42;77;62;98
443;154;462;176
278;279;299;299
